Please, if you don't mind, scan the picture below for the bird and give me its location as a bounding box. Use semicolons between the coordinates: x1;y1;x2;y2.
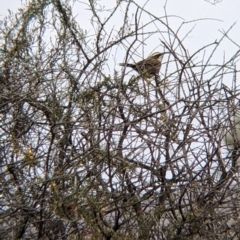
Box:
119;52;165;78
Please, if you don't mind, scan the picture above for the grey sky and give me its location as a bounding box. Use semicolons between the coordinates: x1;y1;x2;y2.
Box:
1;0;239;77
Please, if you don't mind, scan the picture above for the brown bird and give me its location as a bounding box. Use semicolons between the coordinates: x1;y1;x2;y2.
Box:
119;52;165;78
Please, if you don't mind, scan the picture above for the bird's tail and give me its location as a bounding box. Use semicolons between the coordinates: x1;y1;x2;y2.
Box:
119;63;135;68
